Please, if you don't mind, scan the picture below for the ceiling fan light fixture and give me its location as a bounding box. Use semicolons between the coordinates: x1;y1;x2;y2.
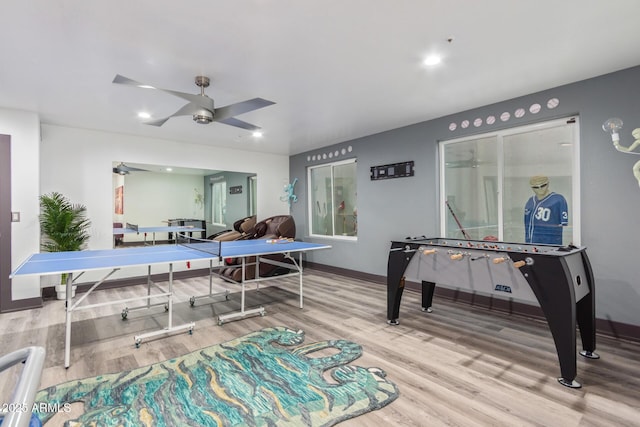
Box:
193;109;213;124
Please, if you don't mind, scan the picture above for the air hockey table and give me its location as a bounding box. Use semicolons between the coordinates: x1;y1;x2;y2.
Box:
386;237;599;388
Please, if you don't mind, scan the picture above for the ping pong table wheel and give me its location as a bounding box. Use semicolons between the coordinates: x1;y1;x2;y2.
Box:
189;328;193;335
135;339;141;348
217;318;224;326
121;308;129;320
164;304;169;312
189;296;196;307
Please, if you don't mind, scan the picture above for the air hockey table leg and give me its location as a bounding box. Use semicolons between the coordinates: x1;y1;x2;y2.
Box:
387;245;417;325
421;280;435;313
387;276;404;326
576;251;599;360
526;255;584;388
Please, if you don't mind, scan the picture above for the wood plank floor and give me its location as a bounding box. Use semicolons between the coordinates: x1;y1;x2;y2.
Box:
1;269;639;426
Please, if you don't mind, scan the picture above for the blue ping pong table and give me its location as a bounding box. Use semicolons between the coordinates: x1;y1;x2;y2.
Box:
10;239;330;368
113;224;205;245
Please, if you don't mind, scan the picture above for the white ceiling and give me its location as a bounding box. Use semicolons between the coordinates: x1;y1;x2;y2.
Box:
1;0;639;156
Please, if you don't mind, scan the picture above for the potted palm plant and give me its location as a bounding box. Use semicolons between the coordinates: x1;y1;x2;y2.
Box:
39;192;91;299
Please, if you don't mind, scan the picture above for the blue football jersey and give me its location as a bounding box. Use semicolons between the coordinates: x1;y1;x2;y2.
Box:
524;192;568;245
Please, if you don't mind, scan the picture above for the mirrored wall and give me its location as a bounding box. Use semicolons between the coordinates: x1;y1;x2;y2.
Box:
112;162;257;245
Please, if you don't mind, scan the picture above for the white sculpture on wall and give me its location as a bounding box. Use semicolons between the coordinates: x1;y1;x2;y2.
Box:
602;118;640;187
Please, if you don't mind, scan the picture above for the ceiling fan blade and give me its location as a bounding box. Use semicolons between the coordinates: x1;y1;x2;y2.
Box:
217;117;261;131
114;163;148;173
213;98;275;121
145;117;171;127
144;103;202;126
113;75;214;110
162;89;214;110
112;74;155;88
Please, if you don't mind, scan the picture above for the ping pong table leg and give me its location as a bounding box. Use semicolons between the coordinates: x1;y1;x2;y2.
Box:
240;257;246;314
217;256;265;325
133;263;194;347
298;252;303;309
146;265;152;308
64;273;73;369
167;264;173;328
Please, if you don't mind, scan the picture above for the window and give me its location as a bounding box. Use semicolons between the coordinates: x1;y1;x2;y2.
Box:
308;158;357;238
440;117;579;245
248;175;257;216
211;180;226;226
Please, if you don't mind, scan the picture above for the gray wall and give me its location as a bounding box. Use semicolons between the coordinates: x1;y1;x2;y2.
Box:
204;171;255;236
290;65;640;327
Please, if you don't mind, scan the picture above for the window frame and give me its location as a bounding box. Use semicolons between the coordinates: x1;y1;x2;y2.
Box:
307;157;357;240
248;175;257;217
211;180;227;227
439;117;581;245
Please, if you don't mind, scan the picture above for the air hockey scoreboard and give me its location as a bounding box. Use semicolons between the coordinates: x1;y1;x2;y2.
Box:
386;237;599;388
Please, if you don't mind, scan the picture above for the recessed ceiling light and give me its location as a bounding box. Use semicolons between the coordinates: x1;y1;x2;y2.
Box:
423;55;442;66
165;167;172;172
138;112;151;119
252;131;263;138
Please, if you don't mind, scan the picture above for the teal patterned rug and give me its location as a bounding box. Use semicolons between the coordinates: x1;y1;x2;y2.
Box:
35;327;399;426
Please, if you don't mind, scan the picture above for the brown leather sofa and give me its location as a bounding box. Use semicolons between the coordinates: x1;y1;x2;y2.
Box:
219;215;296;281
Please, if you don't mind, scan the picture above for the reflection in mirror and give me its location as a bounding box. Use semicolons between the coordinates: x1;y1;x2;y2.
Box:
112;162;257;246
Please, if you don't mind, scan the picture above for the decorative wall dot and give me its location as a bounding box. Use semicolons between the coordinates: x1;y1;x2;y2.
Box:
307;156;311;162
312;155;316;161
334;150;339;157
441;96;559;133
322;153;327;159
328;152;333;158
348;146;353;152
341;148;346;155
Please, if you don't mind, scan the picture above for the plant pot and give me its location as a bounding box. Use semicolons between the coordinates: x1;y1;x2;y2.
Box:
54;284;76;300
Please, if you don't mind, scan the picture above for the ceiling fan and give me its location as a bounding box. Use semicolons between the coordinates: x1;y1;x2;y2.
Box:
113;162;148;175
113;74;275;131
